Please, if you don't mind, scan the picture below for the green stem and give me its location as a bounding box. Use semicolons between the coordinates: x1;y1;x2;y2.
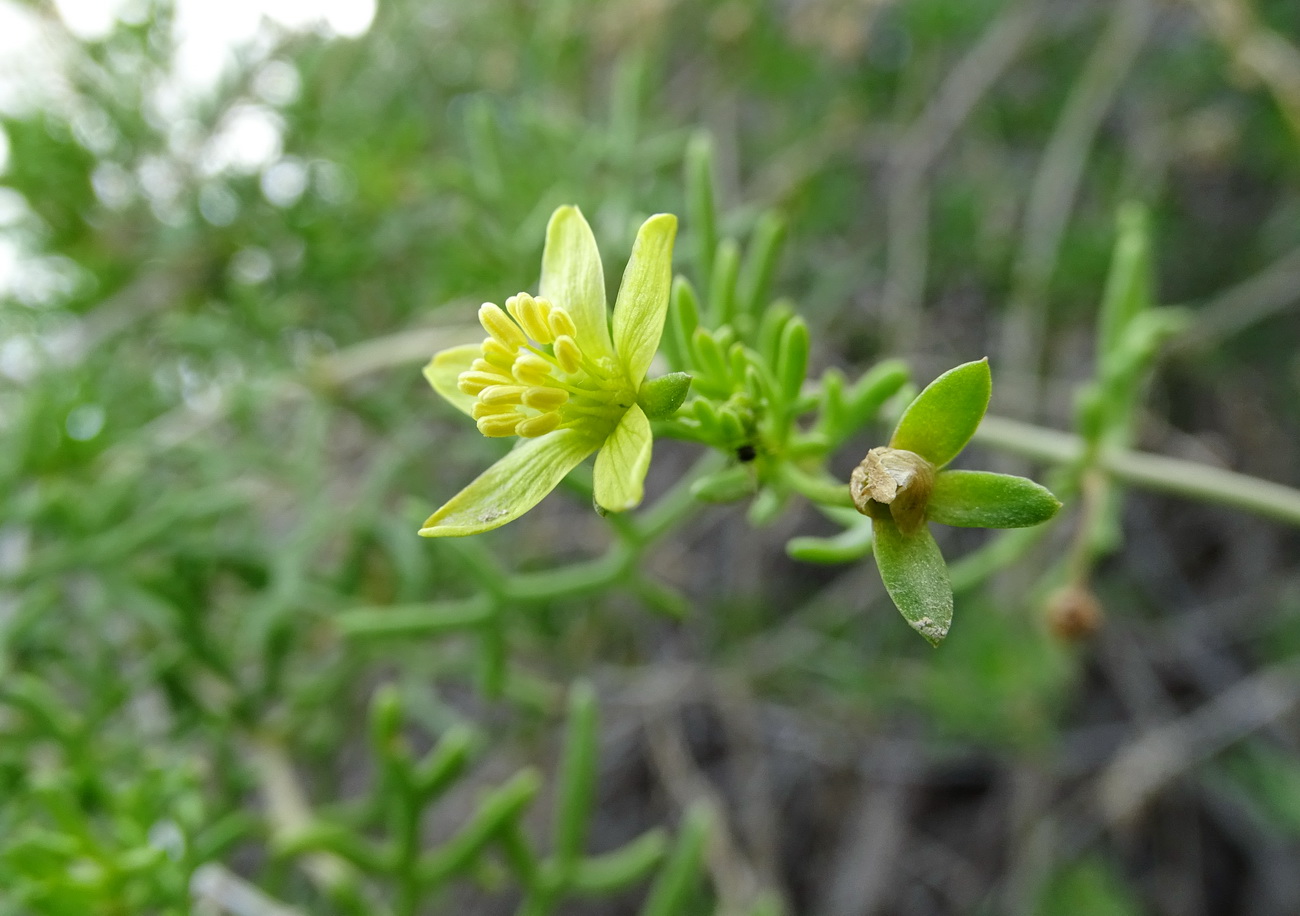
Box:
973;415;1300;527
780;464;855;509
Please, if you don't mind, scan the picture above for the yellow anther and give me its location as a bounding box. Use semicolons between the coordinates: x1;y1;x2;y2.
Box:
458;370;509;395
479;385;526;405
470;358;511;378
553;335;582;375
481;337;517;368
548;306;577;340
471;401;517;420
513;352;553;386
476;414;521;437
479;302;526;349
516;412;561;437
522;386;569;410
523;297;554;343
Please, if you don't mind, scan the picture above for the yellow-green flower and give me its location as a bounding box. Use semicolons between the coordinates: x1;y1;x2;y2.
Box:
419;206;677;537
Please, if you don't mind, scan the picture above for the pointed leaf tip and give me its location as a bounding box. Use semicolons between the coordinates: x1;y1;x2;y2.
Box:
889;358;991;468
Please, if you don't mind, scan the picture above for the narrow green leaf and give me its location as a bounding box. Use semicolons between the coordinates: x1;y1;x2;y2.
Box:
738;212;786;319
1098;202;1152;363
756;300;793;369
540;206;614;362
928;470;1062;529
889;358;991;468
613;213;677;384
776;316;809;403
691;326;731;389
593;405;653;512
337;598;494;639
419;431;598;536
641;804;711;916
423;344;481;417
414;725;476;801
685;132;718;284
419;769;542;886
844;359;910;432
555;682;599;877
689;465;753;502
786;519;873;564
871;519;952;645
669;276;700;370
572;829;667;895
708;238;741;328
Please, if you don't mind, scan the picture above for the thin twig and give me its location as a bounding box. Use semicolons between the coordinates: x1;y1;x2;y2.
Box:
882;0;1042;350
972;414;1300;527
998;0;1156;418
1098;665;1300;825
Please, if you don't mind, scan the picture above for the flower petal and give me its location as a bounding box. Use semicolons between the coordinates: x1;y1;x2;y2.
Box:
419;430;599;537
593;404;652;512
612;213;676;384
540;206;614;363
423;343;482;417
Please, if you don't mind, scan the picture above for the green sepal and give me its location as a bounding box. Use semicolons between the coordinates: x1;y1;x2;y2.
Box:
871;518;953;646
889;358;991;468
637;372;692;420
927;470;1062;529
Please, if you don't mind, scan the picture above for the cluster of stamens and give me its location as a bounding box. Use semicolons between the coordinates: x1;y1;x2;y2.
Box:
457;292;630;439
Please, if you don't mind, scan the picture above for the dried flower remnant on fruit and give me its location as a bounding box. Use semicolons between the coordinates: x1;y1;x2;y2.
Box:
850;446;935;535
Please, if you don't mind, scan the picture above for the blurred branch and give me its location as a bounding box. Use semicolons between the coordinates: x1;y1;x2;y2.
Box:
245;734;355;894
998;0;1156;417
1099;664;1300;825
1169;242;1300;352
973;414;1300;526
882;0;1042;350
191;864;310;916
1184;0;1300;146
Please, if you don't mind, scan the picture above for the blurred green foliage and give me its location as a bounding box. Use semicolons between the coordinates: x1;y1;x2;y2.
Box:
3;0;1300;912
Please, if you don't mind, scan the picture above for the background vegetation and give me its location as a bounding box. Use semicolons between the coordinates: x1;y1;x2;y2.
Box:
2;0;1300;912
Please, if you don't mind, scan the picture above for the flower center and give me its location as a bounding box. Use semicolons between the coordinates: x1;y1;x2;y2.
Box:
456;292;634;439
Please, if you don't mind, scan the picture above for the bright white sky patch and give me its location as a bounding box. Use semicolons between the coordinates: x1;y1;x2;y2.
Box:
0;0;375;303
